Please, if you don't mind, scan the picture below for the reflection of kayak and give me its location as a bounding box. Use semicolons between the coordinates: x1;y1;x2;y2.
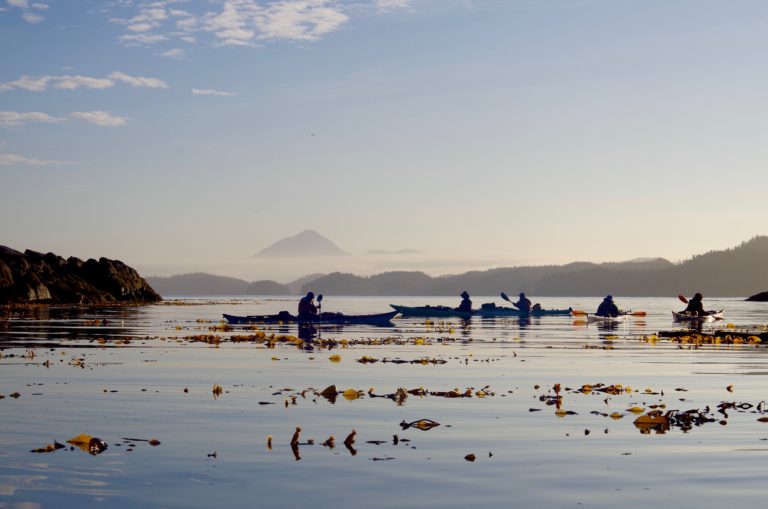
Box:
587;314;626;323
223;310;398;326
672;310;724;323
475;306;573;317
390;305;472;319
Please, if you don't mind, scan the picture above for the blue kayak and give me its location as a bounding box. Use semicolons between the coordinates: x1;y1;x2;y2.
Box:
474;306;573;317
390;304;472;319
391;304;572;318
223;310;398;326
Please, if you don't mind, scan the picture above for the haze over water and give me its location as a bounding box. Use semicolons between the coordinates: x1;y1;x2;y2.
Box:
2;297;768;508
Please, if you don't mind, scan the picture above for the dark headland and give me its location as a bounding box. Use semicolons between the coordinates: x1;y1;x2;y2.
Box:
746;291;768;302
0;246;161;305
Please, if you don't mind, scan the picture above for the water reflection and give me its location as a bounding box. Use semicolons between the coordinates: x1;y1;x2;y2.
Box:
595;321;620;332
298;324;318;344
2;298;768;509
0;306;147;348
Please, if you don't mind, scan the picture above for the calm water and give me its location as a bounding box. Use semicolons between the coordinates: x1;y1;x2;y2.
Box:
2;296;768;509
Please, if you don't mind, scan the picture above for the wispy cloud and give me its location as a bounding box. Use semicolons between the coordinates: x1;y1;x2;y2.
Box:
71;111;129;127
53;75;114;90
0;75;50;92
192;88;236;97
6;0;49;23
119;33;170;45
0;153;77;166
0;111;66;127
253;0;350;41
0;72;169;92
159;48;186;59
109;0;351;49
21;11;43;23
1;110;130;128
108;71;169;88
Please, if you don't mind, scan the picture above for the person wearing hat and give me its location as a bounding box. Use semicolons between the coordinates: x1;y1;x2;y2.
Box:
595;295;620;317
457;291;472;313
298;291;318;319
684;293;705;316
513;292;532;314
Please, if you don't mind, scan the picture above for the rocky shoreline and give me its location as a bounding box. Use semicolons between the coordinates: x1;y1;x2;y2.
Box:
0;246;161;305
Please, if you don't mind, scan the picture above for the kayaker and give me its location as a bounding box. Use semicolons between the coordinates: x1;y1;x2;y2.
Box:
596;295;620;317
298;292;318;319
684;293;705;316
457;291;472;312
513;292;532;314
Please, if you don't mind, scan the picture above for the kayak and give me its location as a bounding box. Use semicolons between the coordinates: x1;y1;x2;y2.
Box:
223;310;398;326
389;304;472;319
672;310;724;323
587;314;626;324
390;304;572;318
475;306;573;318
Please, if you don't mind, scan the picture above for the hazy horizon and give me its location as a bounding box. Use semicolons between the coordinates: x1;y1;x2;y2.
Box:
2;1;767;281
139;231;763;284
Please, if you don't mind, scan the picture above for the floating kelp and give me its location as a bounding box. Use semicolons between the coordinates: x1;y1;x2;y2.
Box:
67;434;108;455
648;331;766;345
320;385;339;403
400;419;440;431
368;387;409;405
30;440;65;453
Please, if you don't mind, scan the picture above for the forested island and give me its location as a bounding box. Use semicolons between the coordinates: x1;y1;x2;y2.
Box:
149;236;768;298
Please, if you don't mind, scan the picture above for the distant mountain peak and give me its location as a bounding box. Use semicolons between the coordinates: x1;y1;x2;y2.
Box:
253;230;350;258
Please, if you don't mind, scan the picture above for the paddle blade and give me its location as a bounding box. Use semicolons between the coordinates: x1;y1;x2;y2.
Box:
677;294;688;304
572;310;588;317
630;311;647;317
500;292;511;302
317;294;323;302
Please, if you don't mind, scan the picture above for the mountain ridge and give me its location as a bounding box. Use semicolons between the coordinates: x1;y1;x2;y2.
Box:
302;236;768;297
148;236;768;297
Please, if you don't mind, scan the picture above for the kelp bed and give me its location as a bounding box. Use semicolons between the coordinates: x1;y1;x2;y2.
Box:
3;300;768;509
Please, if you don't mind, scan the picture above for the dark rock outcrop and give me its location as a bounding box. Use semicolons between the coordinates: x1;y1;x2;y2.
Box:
0;246;161;305
746;291;768;302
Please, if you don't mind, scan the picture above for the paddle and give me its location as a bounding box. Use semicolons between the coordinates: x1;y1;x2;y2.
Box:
317;294;323;315
500;292;519;309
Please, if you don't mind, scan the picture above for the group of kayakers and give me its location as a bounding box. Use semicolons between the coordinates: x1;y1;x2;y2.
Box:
592;292;707;318
298;290;711;319
452;291;709;318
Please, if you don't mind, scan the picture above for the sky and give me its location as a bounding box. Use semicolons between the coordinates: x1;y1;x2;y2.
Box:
1;0;767;282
